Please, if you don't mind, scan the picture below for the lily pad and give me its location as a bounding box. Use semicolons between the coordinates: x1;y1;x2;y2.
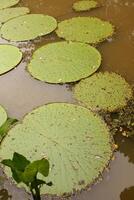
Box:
1;14;57;41
0;7;30;24
0;45;22;75
0;103;113;196
0;0;20;10
0;105;7;127
28;41;101;83
74;72;133;112
73;0;99;12
56;17;114;44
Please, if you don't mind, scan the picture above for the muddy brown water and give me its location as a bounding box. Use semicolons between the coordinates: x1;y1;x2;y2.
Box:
0;0;134;199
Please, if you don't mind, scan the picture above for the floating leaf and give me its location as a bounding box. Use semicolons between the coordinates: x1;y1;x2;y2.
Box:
0;105;7;127
0;103;113;196
0;118;18;142
56;17;114;44
1;14;57;41
73;0;99;12
74;72;133;112
0;0;20;10
0;7;30;24
28;41;101;83
0;45;22;75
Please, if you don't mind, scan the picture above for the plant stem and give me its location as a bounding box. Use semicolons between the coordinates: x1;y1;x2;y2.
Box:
30;178;41;200
34;185;41;200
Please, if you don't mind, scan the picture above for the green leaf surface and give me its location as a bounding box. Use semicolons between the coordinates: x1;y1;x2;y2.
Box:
23;159;49;183
0;105;7;127
0;0;20;10
1;159;14;169
12;152;30;172
0;45;22;75
74;72;133;112
1;14;57;41
56;17;114;44
11;169;22;183
28;41;101;83
0;103;113;196
0;7;30;24
1;159;22;183
73;0;99;12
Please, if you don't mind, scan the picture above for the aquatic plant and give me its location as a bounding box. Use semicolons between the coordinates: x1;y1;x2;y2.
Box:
0;0;20;10
0;105;18;142
0;118;18;142
1;14;57;41
56;17;114;44
74;72;133;112
1;152;52;200
0;103;113;196
0;7;30;25
0;105;7;127
73;0;99;12
0;45;22;75
28;41;101;83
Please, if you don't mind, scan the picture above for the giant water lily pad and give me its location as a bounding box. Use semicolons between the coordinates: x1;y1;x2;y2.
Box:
28;41;101;83
0;103;113;196
74;72;133;112
1;14;57;41
0;0;20;10
73;0;99;12
56;17;114;44
0;105;7;127
0;45;22;75
0;7;30;24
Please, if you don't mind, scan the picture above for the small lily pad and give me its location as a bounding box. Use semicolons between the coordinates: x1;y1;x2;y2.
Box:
56;17;114;44
73;0;99;12
0;7;30;24
74;72;133;112
28;41;101;83
0;105;7;127
0;0;20;10
0;103;113;196
0;45;22;75
1;14;57;41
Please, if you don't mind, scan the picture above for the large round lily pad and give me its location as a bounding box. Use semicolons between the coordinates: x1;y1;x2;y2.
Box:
28;41;101;83
0;0;19;10
0;105;7;127
0;7;30;24
1;14;57;41
0;45;22;75
56;17;114;44
73;0;99;12
0;103;113;196
74;72;133;112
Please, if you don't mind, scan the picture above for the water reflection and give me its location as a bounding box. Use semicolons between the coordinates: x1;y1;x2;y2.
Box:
120;186;134;200
115;135;134;164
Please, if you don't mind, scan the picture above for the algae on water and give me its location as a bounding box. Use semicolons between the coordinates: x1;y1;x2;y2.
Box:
0;103;113;196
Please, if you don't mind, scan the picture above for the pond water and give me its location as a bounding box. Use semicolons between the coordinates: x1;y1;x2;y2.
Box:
0;0;134;199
